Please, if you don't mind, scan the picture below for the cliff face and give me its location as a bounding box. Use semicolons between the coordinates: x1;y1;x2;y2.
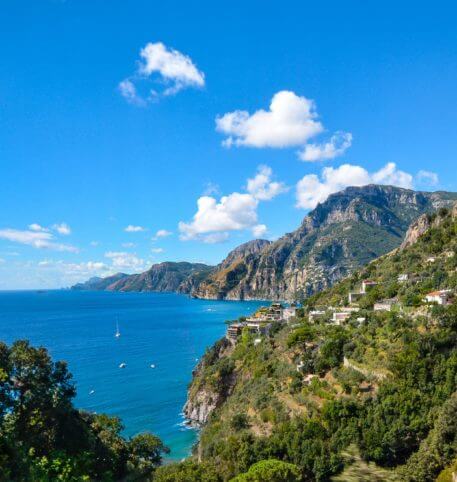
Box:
183;338;235;425
191;185;457;301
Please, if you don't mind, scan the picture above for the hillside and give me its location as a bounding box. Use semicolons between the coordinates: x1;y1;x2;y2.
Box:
191;185;457;301
72;186;456;300
159;204;457;481
71;272;129;290
71;262;213;292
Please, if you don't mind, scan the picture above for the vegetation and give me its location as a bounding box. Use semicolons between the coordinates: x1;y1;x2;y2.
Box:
167;207;457;481
0;340;168;481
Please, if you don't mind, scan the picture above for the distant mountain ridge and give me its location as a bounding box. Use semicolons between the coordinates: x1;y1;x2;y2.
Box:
71;262;212;293
72;185;457;299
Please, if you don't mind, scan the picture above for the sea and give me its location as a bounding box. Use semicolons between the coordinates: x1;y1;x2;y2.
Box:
0;290;264;460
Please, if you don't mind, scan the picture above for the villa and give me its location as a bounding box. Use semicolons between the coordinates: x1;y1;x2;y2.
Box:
424;290;453;305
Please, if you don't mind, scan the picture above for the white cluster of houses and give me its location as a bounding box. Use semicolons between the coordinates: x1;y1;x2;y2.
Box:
226;302;298;343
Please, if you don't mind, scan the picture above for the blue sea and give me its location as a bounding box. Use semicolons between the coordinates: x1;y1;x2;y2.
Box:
0;290;264;459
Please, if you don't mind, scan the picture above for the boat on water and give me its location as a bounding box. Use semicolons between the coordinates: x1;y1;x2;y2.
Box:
119;362;126;368
150;364;156;369
115;318;121;338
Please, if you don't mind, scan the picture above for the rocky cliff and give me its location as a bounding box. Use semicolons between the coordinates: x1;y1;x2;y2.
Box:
183;337;235;425
191;185;457;301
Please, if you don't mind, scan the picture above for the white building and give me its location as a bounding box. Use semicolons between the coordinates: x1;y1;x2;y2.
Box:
331;311;352;325
283;306;297;321
398;274;409;282
308;310;326;323
424;290;452;305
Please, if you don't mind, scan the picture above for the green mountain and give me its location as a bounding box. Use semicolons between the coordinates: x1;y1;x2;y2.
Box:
191;185;457;301
165;203;457;481
72;186;456;302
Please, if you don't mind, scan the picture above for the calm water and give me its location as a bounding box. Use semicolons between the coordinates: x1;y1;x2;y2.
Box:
0;290;263;459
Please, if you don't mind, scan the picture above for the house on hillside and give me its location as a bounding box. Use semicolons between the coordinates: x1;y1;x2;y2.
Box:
283;306;297;321
308;310;326;323
374;299;398;312
424;290;453;305
331;311;352;325
361;280;377;293
398;273;409;283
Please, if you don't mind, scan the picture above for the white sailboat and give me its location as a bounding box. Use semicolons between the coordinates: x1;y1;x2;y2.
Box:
115;318;121;338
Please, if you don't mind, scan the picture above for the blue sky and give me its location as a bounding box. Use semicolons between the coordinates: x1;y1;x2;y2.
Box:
1;0;457;289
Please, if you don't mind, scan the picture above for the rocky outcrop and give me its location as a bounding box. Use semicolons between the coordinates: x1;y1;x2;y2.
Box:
192;185;457;301
183;338;234;426
401;201;457;250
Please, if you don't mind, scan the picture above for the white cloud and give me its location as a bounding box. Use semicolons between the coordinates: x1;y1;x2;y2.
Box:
216;91;323;149
105;251;145;271
252;224;267;237
124;225;146;233
296;162;414;210
90;241;99;247
119;41;205;103
416;170;439;187
152;229;172;240
28;223;49;232
299;132;352;162
0;228;78;252
118;79;145;106
179;192;258;243
246;165;288;201
179;166;285;243
151;247;164;253
53;223;71;235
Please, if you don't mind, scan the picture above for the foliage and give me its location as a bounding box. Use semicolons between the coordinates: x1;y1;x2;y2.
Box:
230;459;301;481
0;340;168;481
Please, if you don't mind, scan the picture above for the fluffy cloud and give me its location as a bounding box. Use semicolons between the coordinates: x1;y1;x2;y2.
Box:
152;229;172;240
416;170;439;187
252;224;267;237
151;247;164;253
246;165;288;201
28;223;49;232
0;228;78;252
105;251;145;271
124;225;146;233
119;42;205;103
216;91;323;148
296;162;415;210
179;193;258;242
299;132;352;162
53;223;71;235
179;166;285;243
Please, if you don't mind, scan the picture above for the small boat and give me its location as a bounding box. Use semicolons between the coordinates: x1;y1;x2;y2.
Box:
119;362;126;368
115;319;121;338
150;364;156;369
89;389;95;395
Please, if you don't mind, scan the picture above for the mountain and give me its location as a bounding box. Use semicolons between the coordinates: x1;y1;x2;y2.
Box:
190;185;457;301
71;262;213;293
172;203;457;481
71;272;129;291
72;185;457;300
